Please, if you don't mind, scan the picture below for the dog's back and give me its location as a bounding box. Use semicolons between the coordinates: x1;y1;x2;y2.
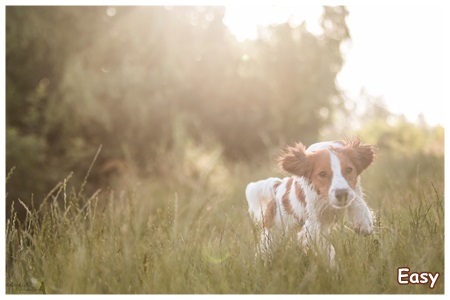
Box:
245;177;281;223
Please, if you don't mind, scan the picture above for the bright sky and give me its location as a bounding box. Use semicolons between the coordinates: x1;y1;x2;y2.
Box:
0;1;447;129
224;5;447;126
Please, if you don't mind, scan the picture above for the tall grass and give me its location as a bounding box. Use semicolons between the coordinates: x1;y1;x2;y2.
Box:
6;149;444;294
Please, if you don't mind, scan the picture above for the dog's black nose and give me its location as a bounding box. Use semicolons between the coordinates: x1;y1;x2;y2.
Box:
335;189;348;202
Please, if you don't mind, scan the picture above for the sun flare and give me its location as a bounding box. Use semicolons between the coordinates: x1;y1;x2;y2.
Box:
223;6;323;42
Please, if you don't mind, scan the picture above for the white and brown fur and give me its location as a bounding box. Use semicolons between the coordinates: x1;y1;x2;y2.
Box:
245;138;376;263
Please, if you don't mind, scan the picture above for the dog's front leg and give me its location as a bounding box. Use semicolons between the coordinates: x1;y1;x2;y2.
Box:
347;196;374;236
297;222;336;266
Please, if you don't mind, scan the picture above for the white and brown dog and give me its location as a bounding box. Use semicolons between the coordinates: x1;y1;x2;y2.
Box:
245;138;375;263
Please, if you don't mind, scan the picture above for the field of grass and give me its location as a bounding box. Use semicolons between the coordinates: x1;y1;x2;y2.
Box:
6;149;444;294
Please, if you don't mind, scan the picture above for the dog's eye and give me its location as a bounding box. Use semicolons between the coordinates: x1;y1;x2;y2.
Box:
345;167;353;174
319;171;327;178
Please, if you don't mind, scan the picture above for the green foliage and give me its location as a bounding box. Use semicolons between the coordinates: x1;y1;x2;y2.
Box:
359;116;444;156
6;128;48;198
6;6;350;201
6;151;444;294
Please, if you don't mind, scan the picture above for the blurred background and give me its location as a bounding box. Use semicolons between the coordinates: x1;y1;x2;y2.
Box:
5;6;445;216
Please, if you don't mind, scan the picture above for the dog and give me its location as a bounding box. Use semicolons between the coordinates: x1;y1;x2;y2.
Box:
245;138;376;263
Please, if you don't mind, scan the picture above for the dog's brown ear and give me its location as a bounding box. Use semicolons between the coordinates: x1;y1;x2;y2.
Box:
344;138;376;174
277;142;312;177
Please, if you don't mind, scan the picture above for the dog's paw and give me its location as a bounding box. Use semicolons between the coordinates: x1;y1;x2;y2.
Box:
354;217;373;236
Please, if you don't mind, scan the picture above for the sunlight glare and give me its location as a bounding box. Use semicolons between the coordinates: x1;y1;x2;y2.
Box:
223;6;323;42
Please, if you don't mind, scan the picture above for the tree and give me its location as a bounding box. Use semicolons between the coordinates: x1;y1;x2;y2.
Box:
6;6;351;209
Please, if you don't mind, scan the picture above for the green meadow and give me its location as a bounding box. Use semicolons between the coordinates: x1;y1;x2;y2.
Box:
6;147;444;294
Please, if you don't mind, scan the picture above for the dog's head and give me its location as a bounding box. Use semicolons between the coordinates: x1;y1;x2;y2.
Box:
278;138;375;208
